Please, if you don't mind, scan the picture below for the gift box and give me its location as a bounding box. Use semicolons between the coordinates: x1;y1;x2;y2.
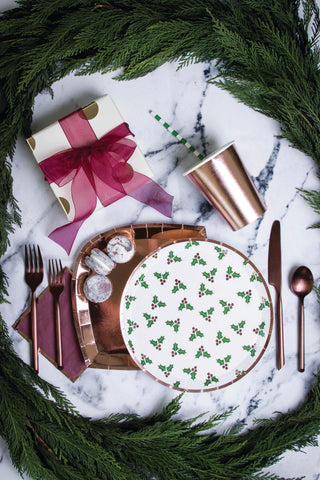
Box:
27;95;173;253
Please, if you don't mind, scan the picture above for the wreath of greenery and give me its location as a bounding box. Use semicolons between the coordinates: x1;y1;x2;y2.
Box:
1;1;320;479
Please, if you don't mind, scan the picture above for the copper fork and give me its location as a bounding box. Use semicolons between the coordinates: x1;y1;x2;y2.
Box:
25;245;44;373
48;259;64;370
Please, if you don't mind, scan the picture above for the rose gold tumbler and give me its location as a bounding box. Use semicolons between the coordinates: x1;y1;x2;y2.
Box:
183;142;266;230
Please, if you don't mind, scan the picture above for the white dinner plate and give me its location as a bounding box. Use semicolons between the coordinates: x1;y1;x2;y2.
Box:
120;239;273;391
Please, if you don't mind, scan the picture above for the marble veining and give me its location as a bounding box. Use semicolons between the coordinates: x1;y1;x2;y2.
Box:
1;1;320;478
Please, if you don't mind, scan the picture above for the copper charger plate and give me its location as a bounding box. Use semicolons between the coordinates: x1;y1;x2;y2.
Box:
71;223;207;370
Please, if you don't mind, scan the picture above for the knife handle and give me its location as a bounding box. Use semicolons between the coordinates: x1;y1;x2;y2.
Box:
276;292;285;370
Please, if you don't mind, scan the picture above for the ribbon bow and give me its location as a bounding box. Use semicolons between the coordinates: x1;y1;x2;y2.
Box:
40;121;173;254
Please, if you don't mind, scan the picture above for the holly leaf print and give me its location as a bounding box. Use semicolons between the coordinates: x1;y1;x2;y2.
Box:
219;300;231;314
141;355;152;366
185;240;200;249
204;375;219;387
166;319;180;332
172;343;186;355
125;295;136;309
137;274;149;288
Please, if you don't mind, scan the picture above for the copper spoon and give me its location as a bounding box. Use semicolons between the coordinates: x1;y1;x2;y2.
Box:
290;266;314;372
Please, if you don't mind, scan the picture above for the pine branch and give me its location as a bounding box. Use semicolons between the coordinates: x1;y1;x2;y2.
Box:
1;1;320;479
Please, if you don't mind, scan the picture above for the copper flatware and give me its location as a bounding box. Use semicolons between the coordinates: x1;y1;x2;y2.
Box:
48;259;64;370
24;245;44;372
290;265;314;372
268;220;284;370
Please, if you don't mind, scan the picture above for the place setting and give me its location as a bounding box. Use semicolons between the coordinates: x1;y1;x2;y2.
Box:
2;3;320;477
13;96;314;391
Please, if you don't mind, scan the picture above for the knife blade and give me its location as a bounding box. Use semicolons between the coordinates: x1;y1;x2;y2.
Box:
268;220;285;369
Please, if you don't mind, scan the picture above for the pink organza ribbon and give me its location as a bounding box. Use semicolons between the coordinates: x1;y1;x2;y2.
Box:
39;111;173;254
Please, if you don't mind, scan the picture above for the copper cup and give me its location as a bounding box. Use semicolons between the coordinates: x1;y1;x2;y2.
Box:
183;142;266;230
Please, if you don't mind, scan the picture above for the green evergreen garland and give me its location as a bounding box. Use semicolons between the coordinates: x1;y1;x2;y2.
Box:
1;1;320;479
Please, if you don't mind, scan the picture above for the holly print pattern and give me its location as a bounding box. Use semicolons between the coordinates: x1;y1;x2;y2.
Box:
237;290;252;303
178;298;194;311
166;318;181;332
204;373;219;386
191;252;207;266
243;344;257;357
189;327;204;341
158;364;174;377
231;321;246;335
259;297;270;311
225;266;240;280
171;342;186;357
141;354;152;366
199;307;214;322
154;271;169;285
217;355;232;370
215;331;231;345
183;366;198;380
151;295;166;309
134;274;149;289
150;336;165;350
172;279;187;293
185;240;200;249
143;313;157;328
202;268;217;282
125;295;136;309
198;283;213;297
120;239;272;392
167;251;182;264
219;300;234;314
214;246;228;260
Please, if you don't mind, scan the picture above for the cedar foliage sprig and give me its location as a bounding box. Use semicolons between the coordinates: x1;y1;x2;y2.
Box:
1;1;320;479
1;318;320;480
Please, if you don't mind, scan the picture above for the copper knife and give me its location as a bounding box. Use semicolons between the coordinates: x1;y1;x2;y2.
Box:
268;220;285;369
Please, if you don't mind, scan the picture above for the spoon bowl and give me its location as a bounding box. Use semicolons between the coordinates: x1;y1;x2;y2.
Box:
290;266;314;372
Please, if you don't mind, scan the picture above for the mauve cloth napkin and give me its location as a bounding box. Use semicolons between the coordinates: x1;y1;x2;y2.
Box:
14;269;86;382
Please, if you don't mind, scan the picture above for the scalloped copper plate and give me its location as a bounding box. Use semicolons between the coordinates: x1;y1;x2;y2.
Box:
71;224;207;369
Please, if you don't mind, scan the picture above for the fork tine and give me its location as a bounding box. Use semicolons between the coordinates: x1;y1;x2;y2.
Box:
37;245;43;272
48;259;52;283
59;260;64;284
32;245;37;271
25;245;29;272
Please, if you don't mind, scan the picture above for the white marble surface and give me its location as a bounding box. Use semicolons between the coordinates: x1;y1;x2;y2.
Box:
1;2;320;478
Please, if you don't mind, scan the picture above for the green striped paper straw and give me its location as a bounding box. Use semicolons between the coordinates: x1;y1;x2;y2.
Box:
150;110;205;161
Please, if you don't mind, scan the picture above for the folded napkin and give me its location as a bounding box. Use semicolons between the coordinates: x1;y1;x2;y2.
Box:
14;269;86;382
